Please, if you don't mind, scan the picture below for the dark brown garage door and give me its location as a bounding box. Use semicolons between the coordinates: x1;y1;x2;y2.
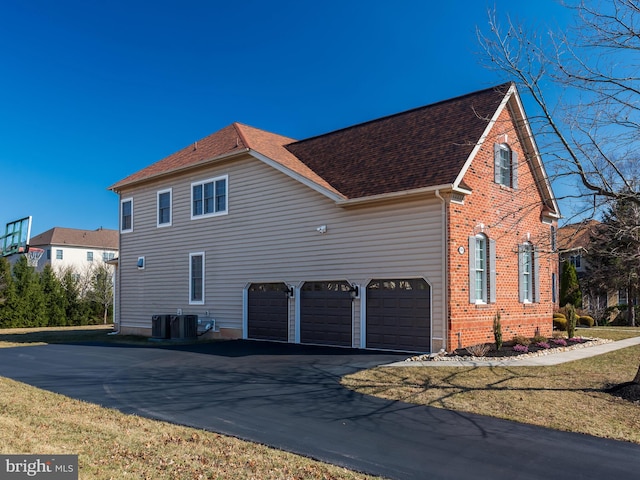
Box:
247;283;289;341
300;281;353;347
366;278;430;352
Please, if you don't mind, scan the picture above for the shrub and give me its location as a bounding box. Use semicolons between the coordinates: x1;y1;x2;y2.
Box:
466;343;491;357
513;344;529;353
578;315;594;327
553;312;566;319
566;303;578;338
553;316;568;331
552;338;567;347
512;335;531;346
532;334;547;344
493;312;503;351
535;341;550;349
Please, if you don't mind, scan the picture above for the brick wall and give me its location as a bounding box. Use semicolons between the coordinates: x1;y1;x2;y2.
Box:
446;107;558;350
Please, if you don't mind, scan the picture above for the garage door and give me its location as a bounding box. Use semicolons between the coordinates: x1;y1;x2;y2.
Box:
247;283;289;341
300;281;353;347
366;278;430;352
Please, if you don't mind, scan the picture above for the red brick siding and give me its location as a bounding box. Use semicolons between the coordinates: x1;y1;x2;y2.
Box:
446;107;558;350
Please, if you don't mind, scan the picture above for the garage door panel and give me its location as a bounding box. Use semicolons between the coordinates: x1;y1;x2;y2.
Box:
248;283;289;342
300;281;353;347
366;278;430;352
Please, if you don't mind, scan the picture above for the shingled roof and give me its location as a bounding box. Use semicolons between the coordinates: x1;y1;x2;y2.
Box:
30;227;119;250
110;83;523;201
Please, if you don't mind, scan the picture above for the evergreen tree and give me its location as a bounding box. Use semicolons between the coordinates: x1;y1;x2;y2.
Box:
88;263;113;324
40;265;67;326
560;261;582;308
0;257;18;328
12;257;46;327
59;266;87;325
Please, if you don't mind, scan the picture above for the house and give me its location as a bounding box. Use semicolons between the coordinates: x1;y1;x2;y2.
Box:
109;83;560;352
558;220;635;313
27;227;119;274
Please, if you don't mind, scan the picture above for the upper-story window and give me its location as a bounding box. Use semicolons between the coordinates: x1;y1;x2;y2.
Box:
56;249;63;260
570;254;582;269
494;143;518;189
121;198;133;233
157;188;172;227
103;252;115;262
191;175;228;219
87;251;93;262
550;225;557;252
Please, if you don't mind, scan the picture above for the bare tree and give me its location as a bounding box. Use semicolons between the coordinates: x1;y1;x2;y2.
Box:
478;0;640;383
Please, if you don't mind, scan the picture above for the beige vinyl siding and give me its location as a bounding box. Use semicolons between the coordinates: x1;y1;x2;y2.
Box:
116;154;445;347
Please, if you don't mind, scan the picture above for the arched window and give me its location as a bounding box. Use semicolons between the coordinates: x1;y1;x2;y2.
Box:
494;143;518;189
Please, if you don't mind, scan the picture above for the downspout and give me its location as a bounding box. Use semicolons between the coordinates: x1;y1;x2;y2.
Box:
434;190;448;352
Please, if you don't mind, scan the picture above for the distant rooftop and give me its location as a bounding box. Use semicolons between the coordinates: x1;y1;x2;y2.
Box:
29;227;118;250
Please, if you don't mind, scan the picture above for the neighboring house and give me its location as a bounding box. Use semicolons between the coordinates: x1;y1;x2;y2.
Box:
558;220;634;312
27;227;119;274
109;83;560;352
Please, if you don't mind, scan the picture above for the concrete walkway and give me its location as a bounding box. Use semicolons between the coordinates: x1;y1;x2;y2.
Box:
386;335;640;367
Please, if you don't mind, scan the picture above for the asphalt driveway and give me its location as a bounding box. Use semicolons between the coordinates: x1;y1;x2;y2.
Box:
1;340;640;480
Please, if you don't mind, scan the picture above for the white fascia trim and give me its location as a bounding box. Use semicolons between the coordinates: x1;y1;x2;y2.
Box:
335;184;455;207
248;150;346;203
452;84;515;191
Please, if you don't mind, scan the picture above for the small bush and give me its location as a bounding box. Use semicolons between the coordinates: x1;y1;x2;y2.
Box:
578;315;594;327
532;334;547;344
512;335;531;346
551;338;567;347
535;341;550;349
513;344;529;353
553;316;568;331
465;343;491;357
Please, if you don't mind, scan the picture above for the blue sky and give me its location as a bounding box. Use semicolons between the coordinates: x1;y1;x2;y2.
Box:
0;0;572;236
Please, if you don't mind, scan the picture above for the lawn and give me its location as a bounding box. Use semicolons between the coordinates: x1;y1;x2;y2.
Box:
0;326;382;480
342;326;640;445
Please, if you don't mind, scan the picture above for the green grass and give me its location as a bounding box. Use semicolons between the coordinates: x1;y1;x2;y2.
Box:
343;327;640;445
0;326;383;479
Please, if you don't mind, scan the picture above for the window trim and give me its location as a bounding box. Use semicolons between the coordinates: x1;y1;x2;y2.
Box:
87;251;94;262
191;175;228;220
56;249;63;260
157;188;172;228
189;252;205;305
121;197;133;233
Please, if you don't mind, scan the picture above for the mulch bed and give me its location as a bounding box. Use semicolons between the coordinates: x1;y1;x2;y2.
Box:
606;382;640;403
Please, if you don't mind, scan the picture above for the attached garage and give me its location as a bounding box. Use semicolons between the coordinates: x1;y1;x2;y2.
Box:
366;278;431;352
247;283;290;341
300;281;353;347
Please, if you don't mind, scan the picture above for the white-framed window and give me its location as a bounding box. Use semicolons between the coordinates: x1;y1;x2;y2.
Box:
189;252;205;304
56;249;63;260
121;198;133;233
87;251;93;262
494;143;518;189
570;254;582;269
468;234;496;304
519;242;540;303
191;175;228;219
157;188;172;227
102;252;115;262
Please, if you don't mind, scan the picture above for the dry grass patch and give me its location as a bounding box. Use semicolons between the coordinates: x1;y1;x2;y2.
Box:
342;328;640;444
0;377;382;480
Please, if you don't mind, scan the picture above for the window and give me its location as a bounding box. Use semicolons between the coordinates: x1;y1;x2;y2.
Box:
56;249;63;260
552;272;557;304
87;251;93;262
157;189;172;227
121;198;133;233
570;254;581;269
550;225;557;252
103;252;115;262
619;289;628;305
189;252;205;304
468;234;496;304
47;249;51;260
519;243;540;303
494;143;518;189
192;176;228;219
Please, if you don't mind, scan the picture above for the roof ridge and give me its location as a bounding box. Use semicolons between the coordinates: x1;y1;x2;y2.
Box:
232;122;251;149
289;82;514;146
